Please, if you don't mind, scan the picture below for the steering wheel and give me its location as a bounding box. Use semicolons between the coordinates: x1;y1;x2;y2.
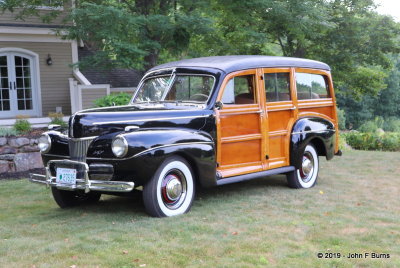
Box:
189;94;208;101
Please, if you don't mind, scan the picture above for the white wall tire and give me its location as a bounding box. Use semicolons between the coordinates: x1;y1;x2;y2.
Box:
287;144;319;189
143;156;195;217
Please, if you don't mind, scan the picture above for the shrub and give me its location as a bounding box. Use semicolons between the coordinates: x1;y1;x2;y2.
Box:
337;108;346;130
48;112;68;128
338;133;351;152
344;131;400;151
13;119;31;134
0;127;18;136
383;117;400;132
94;93;131;108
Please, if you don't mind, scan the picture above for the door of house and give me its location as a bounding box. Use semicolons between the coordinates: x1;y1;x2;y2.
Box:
0;53;38;118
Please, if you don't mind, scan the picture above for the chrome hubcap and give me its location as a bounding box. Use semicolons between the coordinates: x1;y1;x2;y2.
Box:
300;153;314;182
302;157;313;176
161;170;187;209
166;177;182;201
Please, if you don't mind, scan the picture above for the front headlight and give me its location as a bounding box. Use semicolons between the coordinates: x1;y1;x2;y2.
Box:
38;133;51;153
112;136;128;158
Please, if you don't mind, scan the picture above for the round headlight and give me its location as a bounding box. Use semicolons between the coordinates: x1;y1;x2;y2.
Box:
112;136;128;158
38;133;51;153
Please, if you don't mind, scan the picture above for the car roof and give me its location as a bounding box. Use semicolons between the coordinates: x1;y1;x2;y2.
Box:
149;55;331;73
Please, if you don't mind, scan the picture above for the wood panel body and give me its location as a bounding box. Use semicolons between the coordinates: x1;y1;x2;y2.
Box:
216;69;264;177
216;67;338;179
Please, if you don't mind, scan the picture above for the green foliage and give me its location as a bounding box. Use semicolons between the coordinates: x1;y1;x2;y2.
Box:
0;127;18;137
357;116;400;133
383;117;400;132
94;93;131;108
66;1;213;70
344;131;400;151
13;119;31;134
338;55;400;129
48;112;67;128
337;108;346;130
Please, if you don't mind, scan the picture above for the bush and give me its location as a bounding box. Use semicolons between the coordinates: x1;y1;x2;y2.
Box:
358;116;384;133
344;131;400;151
338;133;351;152
383;117;400;132
13;119;31;134
94;93;131;108
0;127;18;136
48;112;68;128
337;108;346;130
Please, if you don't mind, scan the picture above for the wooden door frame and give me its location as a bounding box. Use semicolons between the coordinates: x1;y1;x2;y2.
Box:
215;69;265;177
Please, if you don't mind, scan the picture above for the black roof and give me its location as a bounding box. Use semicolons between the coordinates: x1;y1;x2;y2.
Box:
150;55;331;73
78;47;143;87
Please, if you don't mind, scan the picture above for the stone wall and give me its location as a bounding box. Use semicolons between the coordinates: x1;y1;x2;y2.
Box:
0;137;43;173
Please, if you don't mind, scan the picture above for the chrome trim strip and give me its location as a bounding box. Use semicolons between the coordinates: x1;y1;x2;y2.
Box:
42;154;70;158
69;136;98;141
132;142;214;158
291;129;335;135
125;126;139;131
92;115;209;125
86;141;214;161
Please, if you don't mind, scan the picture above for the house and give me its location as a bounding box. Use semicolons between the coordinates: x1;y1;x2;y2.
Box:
0;2;140;123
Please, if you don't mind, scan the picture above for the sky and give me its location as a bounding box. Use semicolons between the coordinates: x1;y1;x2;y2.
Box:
375;0;400;21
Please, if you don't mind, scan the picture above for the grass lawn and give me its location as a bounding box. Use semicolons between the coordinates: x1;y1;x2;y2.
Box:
0;150;399;268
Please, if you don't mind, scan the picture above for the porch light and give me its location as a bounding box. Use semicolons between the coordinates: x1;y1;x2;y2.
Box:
46;54;53;66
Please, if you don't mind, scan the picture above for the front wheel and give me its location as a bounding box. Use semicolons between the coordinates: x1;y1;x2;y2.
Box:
51;187;101;208
286;144;319;189
143;156;195;217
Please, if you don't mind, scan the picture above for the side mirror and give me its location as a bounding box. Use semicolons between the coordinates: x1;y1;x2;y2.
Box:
214;101;224;110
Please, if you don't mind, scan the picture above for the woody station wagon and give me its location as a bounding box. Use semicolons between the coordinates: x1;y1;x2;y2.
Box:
30;56;341;217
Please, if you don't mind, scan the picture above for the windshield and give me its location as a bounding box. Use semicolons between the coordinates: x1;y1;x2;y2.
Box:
133;74;215;103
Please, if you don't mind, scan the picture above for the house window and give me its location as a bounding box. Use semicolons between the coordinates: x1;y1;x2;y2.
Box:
265;72;291;102
296;73;330;100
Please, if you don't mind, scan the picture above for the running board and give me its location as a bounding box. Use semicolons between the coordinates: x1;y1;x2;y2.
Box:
216;166;295;186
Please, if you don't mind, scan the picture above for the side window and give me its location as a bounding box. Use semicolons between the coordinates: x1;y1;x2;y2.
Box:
221;75;256;105
264;73;291;102
296;73;330;100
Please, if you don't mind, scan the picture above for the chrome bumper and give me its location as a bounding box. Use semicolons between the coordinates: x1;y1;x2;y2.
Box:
29;159;134;193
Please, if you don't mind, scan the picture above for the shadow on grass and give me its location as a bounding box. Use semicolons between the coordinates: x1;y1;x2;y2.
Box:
39;174;289;218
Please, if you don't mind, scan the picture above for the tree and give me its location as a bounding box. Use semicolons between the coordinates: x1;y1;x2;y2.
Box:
64;0;213;70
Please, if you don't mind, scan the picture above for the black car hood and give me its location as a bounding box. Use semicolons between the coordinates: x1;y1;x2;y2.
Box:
69;104;213;138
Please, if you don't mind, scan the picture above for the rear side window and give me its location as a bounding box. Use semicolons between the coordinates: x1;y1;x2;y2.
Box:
296;73;330;100
264;73;291;102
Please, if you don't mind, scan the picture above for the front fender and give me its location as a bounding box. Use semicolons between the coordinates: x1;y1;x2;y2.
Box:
290;117;336;169
87;128;216;187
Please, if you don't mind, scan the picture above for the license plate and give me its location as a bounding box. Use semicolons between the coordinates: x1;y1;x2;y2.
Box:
56;168;77;185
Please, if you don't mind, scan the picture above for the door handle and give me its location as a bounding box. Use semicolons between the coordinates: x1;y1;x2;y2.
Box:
13;82;16;90
9;81;12;90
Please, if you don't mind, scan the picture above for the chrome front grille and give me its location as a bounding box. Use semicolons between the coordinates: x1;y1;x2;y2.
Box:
68;137;96;162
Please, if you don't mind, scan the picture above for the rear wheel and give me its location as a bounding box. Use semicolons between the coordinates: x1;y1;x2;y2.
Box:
51;188;101;208
143;156;195;217
286;144;319;189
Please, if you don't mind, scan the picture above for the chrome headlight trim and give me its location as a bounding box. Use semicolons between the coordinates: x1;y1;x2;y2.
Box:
111;135;128;158
38;133;52;154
